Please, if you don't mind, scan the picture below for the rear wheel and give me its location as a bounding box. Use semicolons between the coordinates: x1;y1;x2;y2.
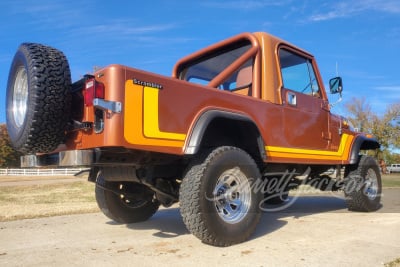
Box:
95;173;160;223
180;146;263;246
6;43;71;153
344;156;382;212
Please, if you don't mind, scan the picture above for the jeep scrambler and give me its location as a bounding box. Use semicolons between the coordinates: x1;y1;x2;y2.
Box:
6;32;381;246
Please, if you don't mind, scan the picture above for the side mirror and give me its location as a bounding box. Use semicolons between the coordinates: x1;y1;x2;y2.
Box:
329;77;343;95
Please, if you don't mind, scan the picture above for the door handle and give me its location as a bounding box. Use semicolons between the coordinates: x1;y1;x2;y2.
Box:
287;92;297;106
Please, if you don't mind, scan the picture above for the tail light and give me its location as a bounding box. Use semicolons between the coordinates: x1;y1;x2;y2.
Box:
84;78;105;106
80;76;120;134
83;78;105;133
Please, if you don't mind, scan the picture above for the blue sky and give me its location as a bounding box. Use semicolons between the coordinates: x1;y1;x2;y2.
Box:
1;0;399;123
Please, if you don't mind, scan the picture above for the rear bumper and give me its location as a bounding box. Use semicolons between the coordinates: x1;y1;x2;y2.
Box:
21;150;93;168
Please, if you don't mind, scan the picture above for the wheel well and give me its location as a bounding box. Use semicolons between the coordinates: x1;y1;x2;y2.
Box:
349;135;380;164
194;117;264;163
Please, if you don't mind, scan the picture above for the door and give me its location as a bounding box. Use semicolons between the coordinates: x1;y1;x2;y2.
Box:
279;48;330;150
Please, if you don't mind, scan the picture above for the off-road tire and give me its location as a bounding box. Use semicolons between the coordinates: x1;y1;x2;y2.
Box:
180;146;263;247
6;43;72;154
344;155;382;212
95;174;160;223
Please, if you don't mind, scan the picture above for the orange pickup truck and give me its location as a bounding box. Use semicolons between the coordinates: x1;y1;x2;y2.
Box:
6;32;381;246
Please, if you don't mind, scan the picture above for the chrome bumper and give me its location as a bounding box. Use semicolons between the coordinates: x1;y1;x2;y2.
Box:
21;150;93;168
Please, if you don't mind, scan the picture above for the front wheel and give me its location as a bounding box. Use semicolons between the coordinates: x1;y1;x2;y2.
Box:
344;156;382;212
180;146;263;247
95;174;160;223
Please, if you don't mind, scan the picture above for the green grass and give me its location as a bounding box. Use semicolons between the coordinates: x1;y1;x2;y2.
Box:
0;181;98;222
382;173;400;188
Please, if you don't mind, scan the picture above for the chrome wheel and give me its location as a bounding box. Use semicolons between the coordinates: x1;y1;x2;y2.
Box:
12;67;28;128
344;155;382;212
180;146;263;246
364;168;379;200
213;167;252;224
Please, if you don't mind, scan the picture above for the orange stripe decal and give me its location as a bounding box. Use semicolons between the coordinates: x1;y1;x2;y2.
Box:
265;134;353;161
124;81;186;147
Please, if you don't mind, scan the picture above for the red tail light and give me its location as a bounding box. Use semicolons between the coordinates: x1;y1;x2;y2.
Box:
95;82;105;99
84;79;105;106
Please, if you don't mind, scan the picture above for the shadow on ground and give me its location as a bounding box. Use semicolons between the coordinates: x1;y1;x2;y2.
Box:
105;188;399;243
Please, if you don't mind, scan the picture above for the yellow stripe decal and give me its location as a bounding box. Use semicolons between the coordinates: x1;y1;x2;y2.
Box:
124;79;353;157
143;87;186;141
265;134;353;160
124;81;185;147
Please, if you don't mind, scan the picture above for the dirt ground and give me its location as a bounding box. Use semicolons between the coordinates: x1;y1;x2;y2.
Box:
0;188;399;267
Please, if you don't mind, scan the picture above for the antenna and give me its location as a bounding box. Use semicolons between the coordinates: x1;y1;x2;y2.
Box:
330;61;342;108
336;61;339;77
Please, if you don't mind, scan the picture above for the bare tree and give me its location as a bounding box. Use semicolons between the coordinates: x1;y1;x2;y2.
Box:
345;99;400;161
345;97;373;132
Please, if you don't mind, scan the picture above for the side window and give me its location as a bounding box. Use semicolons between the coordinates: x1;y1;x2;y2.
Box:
222;61;253;92
179;43;253;92
279;48;320;97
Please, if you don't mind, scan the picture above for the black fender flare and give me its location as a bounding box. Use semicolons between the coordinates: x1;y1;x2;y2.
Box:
349;135;380;164
184;110;266;159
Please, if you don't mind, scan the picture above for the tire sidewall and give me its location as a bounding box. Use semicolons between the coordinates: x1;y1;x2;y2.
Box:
200;149;262;240
359;157;382;207
345;156;382;211
6;43;72;153
6;49;32;146
95;174;160;223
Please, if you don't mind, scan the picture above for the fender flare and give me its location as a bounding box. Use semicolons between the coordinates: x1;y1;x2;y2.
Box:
349;135;380;164
184;110;266;159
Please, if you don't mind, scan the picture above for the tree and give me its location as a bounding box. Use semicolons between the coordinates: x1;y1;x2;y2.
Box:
345;98;400;162
345;97;373;133
385;103;400;148
383;150;400;165
369;103;400;151
0;124;22;167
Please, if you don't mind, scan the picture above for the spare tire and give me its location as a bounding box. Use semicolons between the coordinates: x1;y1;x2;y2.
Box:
6;43;72;154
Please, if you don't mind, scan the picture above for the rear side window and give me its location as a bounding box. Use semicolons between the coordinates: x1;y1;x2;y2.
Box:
178;42;253;91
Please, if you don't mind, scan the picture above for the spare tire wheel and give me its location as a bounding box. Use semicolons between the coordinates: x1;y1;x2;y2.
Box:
6;43;72;154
